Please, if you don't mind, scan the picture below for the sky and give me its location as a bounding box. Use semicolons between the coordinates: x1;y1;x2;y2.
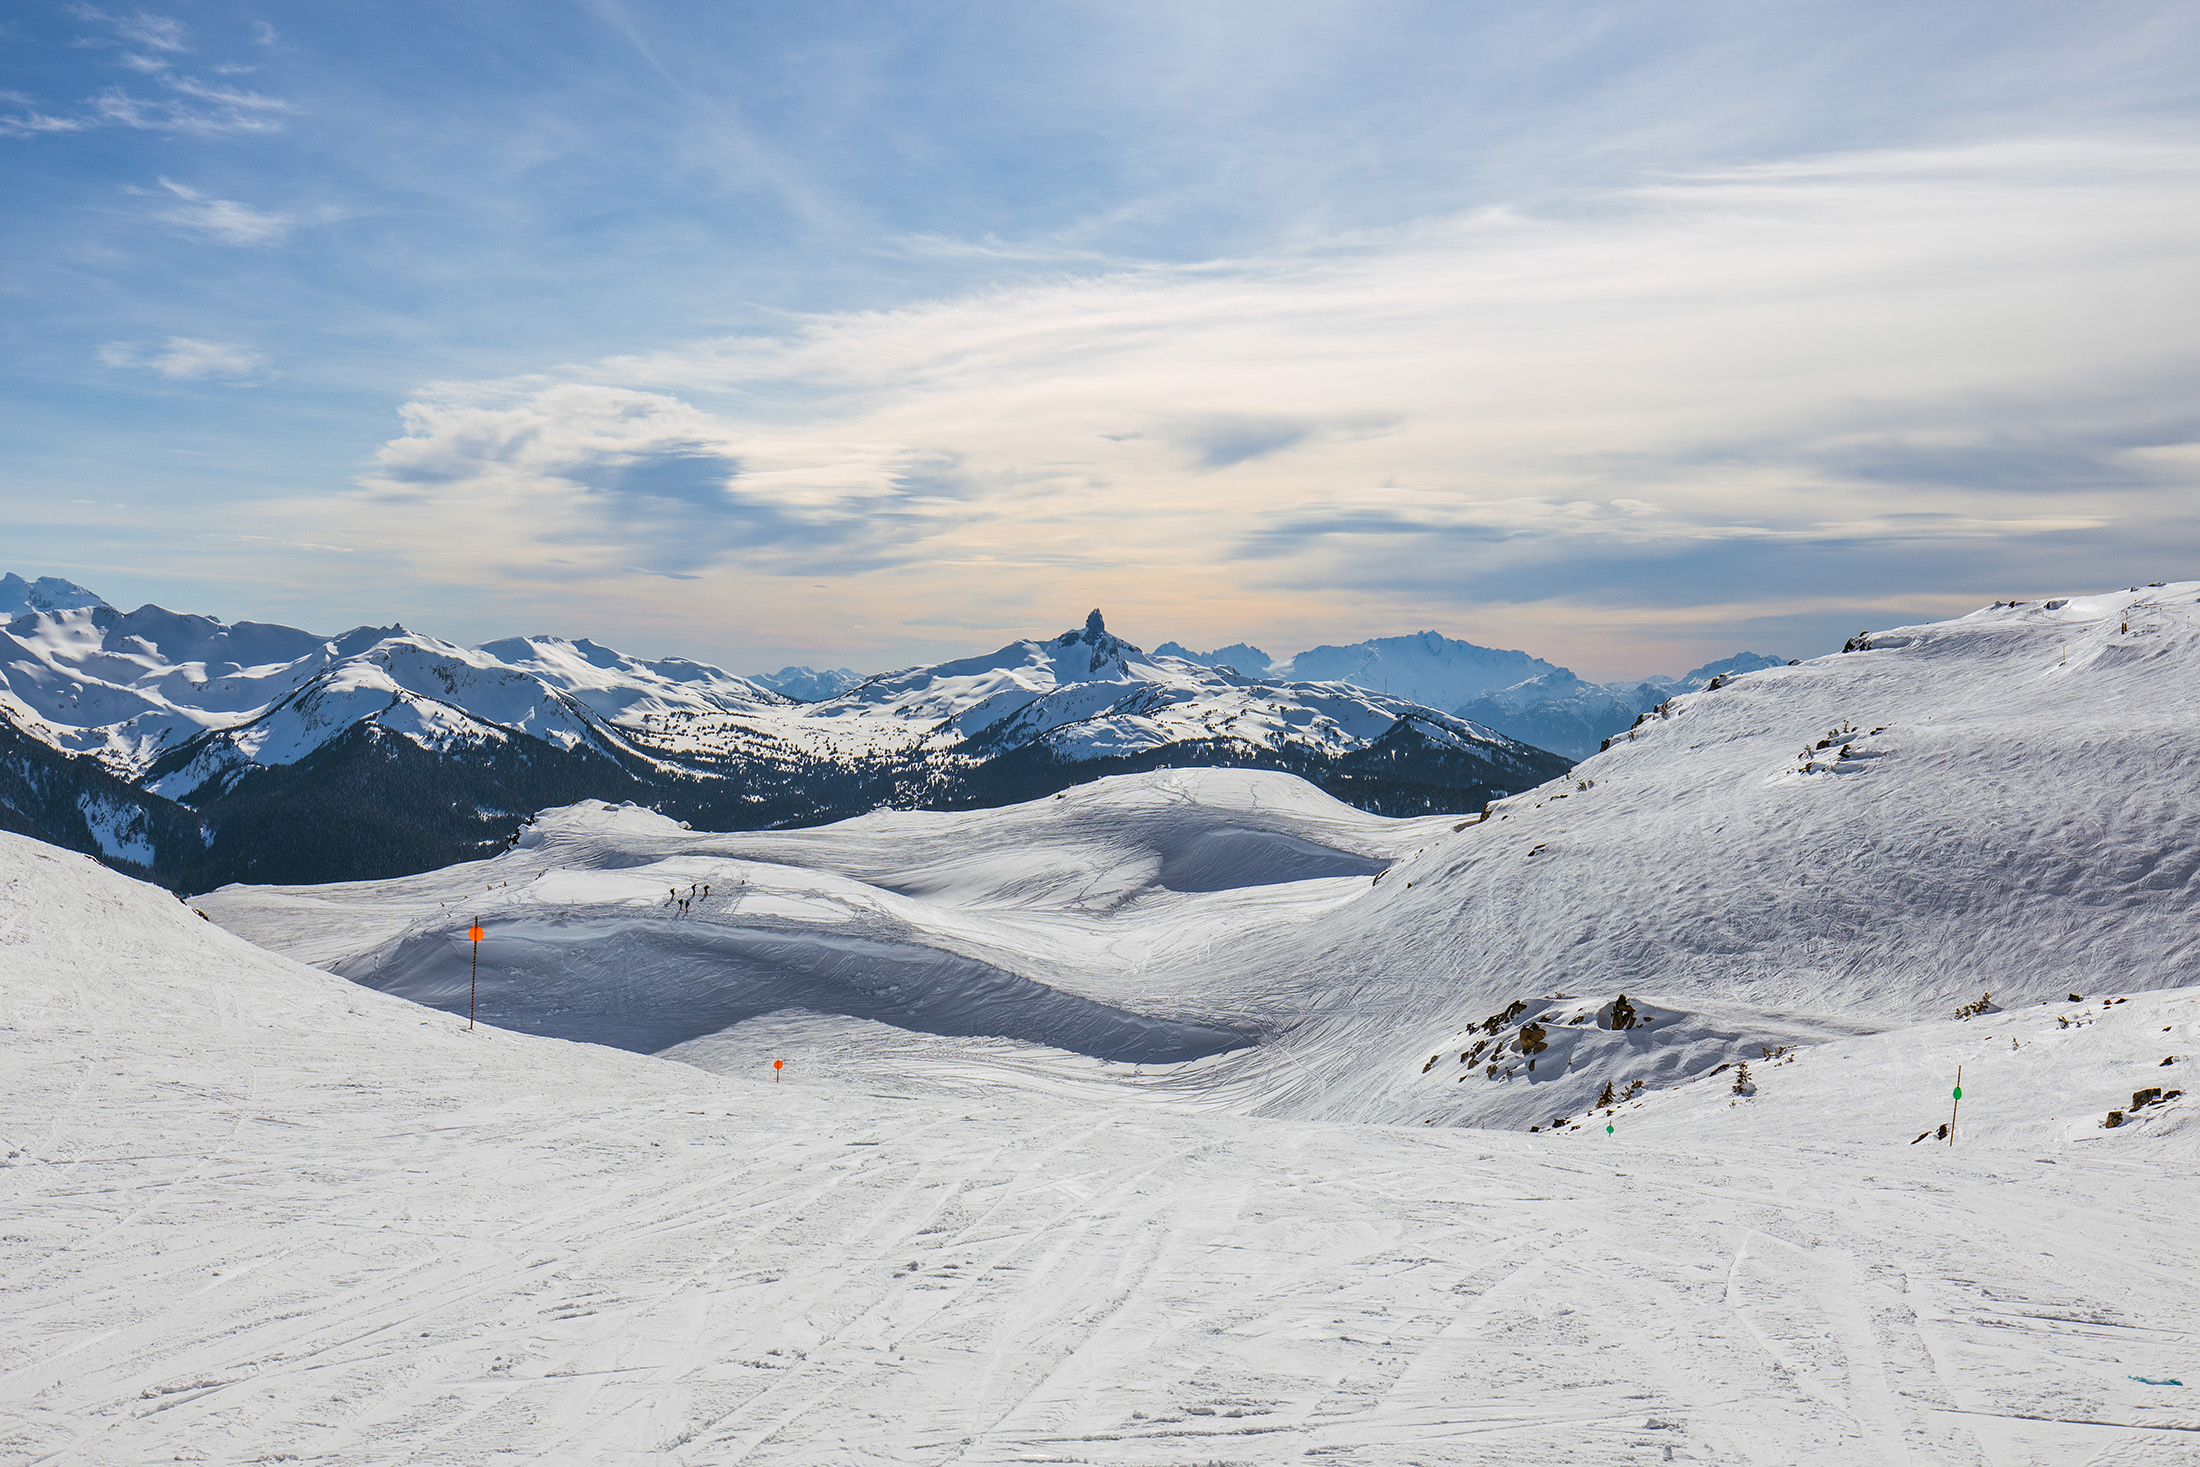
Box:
4;1;2198;680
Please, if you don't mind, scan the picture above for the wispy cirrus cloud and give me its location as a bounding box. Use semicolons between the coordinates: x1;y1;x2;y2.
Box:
0;102;89;136
145;177;300;244
100;337;268;382
6;6;296;137
66;4;187;54
86;78;292;136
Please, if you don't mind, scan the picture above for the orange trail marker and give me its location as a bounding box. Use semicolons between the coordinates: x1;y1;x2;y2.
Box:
773;1059;784;1084
466;920;485;1030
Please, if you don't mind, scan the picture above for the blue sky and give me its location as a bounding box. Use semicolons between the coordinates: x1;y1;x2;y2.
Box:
5;1;2199;678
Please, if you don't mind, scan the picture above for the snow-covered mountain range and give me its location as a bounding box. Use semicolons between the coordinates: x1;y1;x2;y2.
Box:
1157;625;1788;758
0;578;1564;887
7;578;2192;1464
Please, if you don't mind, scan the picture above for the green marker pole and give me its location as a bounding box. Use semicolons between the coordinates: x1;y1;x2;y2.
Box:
1947;1065;1962;1146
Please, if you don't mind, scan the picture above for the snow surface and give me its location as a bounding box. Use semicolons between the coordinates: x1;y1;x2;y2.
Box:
10;584;2200;1464
8;828;2199;1462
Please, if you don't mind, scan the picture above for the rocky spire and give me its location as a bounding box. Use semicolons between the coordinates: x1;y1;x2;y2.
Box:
1085;609;1106;637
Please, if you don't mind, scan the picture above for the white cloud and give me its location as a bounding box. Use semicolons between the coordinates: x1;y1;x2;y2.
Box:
153;177;297;244
100;337;267;381
29;8;294;137
86;83;288;135
310;136;2200;669
0;106;90;137
160;74;288;111
68;5;188;53
329;383;933;585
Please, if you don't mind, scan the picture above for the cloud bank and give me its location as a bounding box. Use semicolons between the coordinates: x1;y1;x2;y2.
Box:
320;137;2200;671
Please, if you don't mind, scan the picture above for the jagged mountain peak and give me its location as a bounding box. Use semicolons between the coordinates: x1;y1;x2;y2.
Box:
1046;609;1143;681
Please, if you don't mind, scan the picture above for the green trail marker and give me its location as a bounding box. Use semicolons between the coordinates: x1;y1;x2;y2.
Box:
1605;1123;1614;1135
1947;1064;1963;1146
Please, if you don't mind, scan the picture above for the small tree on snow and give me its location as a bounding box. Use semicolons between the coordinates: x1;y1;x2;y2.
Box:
1732;1062;1754;1095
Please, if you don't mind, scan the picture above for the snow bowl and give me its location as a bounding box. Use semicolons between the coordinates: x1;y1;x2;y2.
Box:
1154;827;1387;892
334;917;1257;1064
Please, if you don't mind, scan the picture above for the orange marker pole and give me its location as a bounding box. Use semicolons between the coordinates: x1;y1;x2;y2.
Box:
466;920;486;1030
773;1059;783;1084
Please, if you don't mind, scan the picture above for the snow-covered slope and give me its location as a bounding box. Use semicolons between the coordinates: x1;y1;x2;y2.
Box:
204;584;2200;1156
475;635;787;721
10;808;2199;1463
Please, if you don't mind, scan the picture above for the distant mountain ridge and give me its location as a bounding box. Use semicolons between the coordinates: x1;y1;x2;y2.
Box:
1153;641;1273;676
1286;631;1560;705
1155;622;1785;759
0;579;1566;888
750;665;863;701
